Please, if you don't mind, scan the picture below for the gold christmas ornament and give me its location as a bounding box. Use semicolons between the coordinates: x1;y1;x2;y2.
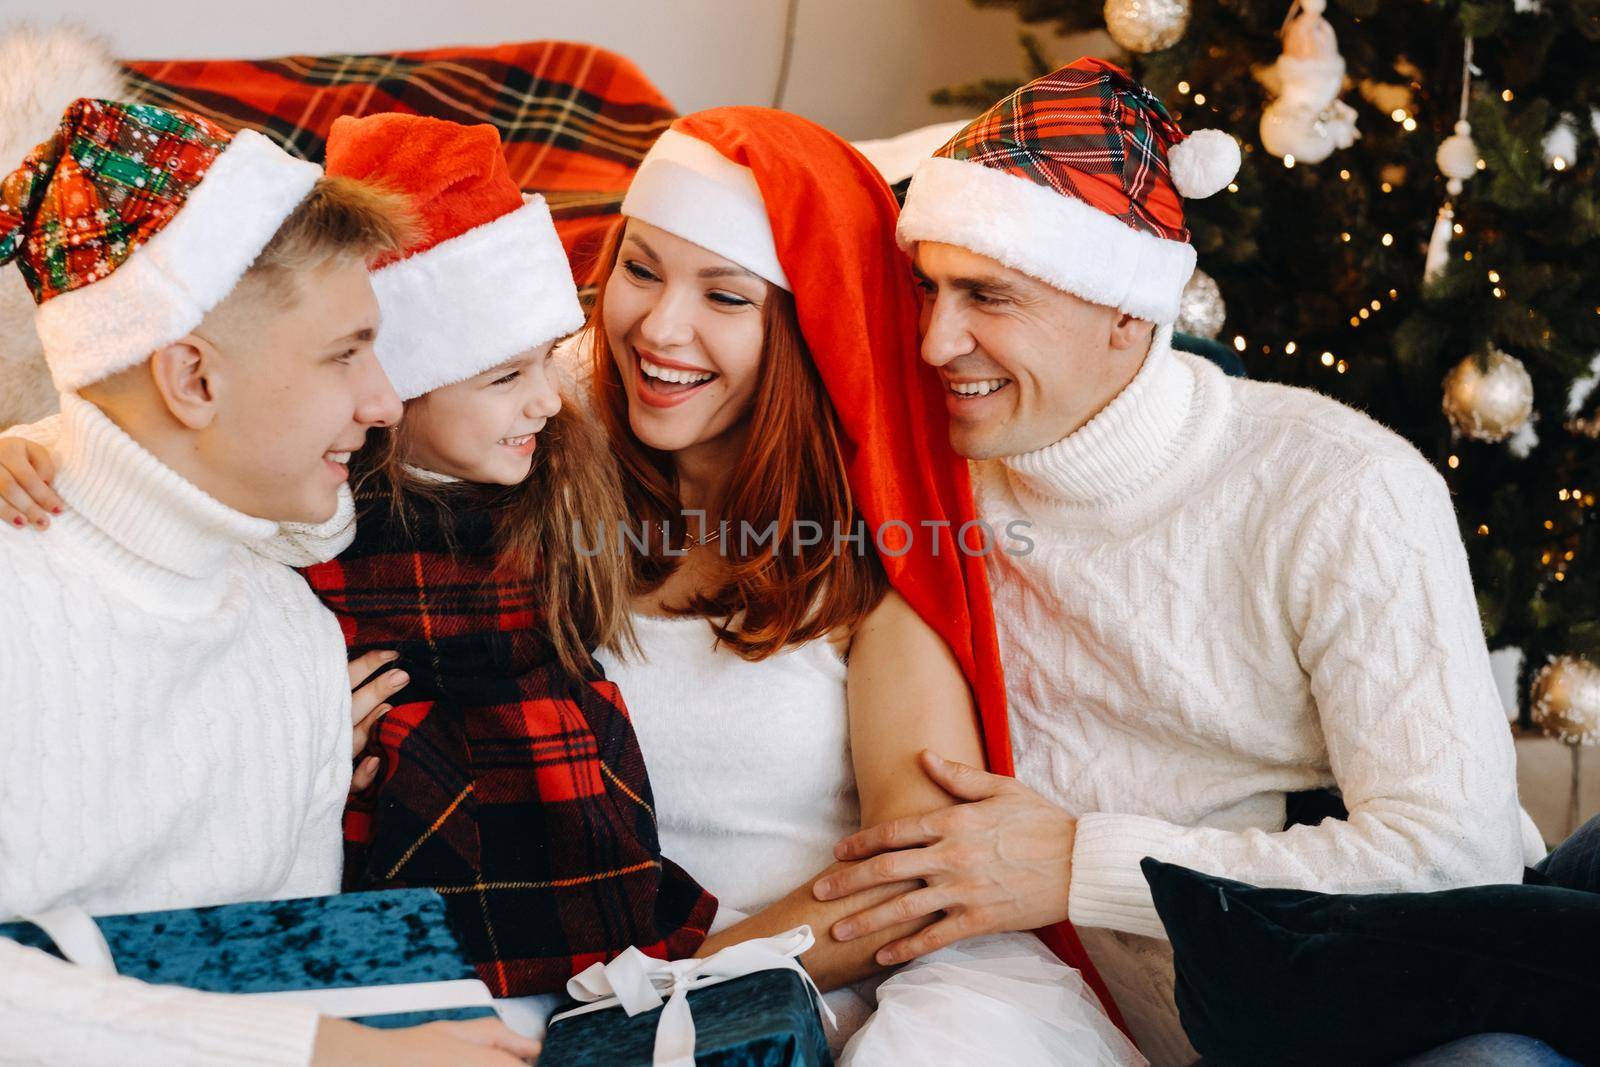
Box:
1104;0;1190;54
1441;348;1534;443
1531;656;1600;746
1176;270;1227;339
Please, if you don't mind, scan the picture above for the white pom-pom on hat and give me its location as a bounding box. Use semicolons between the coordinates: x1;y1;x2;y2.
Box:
1168;128;1241;199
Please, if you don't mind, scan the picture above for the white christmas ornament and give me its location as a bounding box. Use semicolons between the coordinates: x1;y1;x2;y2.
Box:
1176;269;1226;339
1256;0;1359;165
1564;352;1600;438
1441;348;1534;443
1507;417;1540;459
1104;0;1191;54
1436;120;1482;196
1543;116;1578;170
1423;41;1483;285
1423;201;1457;285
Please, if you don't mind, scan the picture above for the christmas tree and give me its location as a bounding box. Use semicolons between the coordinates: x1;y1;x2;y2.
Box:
939;0;1600;724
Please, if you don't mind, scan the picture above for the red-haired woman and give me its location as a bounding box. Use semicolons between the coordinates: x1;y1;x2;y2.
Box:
571;108;1143;1065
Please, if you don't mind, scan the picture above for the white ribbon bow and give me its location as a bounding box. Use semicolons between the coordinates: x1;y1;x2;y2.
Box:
551;925;835;1067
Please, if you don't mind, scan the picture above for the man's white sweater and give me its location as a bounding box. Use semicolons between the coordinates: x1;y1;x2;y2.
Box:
976;330;1534;1065
0;394;352;1066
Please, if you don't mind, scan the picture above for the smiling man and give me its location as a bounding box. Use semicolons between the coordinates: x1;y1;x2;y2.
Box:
815;60;1538;1064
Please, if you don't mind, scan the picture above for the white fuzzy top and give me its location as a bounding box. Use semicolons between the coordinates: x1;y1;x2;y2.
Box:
976;330;1537;1064
0;395;351;1066
596;613;856;916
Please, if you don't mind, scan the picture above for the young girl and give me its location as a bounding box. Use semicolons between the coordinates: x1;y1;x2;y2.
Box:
564;107;1143;1065
0;113;716;1001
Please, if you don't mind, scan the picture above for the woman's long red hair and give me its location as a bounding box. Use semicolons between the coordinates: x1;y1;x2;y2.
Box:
587;222;888;660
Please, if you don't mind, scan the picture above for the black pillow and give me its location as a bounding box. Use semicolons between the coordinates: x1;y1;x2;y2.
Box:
1141;858;1600;1066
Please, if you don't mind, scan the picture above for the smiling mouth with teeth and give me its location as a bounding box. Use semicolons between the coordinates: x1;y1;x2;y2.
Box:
500;433;536;447
639;355;717;389
324;451;352;464
948;378;1012;398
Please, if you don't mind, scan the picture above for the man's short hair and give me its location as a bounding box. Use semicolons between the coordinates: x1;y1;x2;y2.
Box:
244;176;418;307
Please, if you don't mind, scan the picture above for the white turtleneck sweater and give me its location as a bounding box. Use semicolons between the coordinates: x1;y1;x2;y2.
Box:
0;395;352;1066
976;329;1533;1065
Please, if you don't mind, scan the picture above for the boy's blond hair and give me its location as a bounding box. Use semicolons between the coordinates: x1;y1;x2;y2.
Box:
243;175;419;307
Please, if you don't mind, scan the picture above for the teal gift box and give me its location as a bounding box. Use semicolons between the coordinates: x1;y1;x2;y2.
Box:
539;928;834;1067
541;968;832;1066
0;889;497;1029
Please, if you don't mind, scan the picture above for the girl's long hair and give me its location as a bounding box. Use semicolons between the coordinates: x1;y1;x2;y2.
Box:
587;223;888;660
354;379;637;676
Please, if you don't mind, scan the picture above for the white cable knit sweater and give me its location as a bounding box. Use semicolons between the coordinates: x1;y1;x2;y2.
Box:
0;394;352;1066
976;330;1534;1065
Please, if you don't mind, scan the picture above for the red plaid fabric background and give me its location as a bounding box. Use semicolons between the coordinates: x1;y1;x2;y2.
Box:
305;482;715;996
120;41;676;287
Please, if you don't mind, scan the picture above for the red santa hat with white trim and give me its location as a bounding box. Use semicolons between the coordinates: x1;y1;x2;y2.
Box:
897;57;1241;325
324;114;583;401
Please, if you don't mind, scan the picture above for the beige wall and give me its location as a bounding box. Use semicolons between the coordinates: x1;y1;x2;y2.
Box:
23;0;1039;139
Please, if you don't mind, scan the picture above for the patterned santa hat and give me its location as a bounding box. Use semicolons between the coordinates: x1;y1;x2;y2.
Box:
323;113;583;401
898;58;1241;325
0;98;320;391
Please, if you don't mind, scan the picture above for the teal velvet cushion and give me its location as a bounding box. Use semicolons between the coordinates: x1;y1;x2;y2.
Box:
1142;859;1600;1066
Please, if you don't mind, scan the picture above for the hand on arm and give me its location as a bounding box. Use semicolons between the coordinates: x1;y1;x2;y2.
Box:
814;750;1077;965
693;591;986;990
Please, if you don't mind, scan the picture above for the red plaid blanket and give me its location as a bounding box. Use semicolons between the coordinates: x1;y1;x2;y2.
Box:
121;41;675;285
304;480;715;996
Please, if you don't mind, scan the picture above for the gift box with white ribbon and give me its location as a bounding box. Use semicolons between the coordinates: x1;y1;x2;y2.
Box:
541;927;834;1067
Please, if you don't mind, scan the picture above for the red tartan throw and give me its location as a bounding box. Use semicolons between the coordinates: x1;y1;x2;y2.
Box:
303;479;715;996
120;41;679;287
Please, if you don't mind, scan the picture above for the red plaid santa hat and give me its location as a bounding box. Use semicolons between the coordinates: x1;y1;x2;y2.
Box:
324;114;582;400
898;58;1240;325
0;98;319;391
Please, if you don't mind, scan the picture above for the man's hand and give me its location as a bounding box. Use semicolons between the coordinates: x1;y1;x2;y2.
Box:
347;649;406;793
812;750;1076;966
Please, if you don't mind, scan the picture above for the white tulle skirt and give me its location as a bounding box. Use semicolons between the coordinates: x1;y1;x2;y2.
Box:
833;931;1146;1067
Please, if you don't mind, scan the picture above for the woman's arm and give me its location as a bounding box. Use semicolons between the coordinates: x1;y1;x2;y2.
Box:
694;590;985;990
